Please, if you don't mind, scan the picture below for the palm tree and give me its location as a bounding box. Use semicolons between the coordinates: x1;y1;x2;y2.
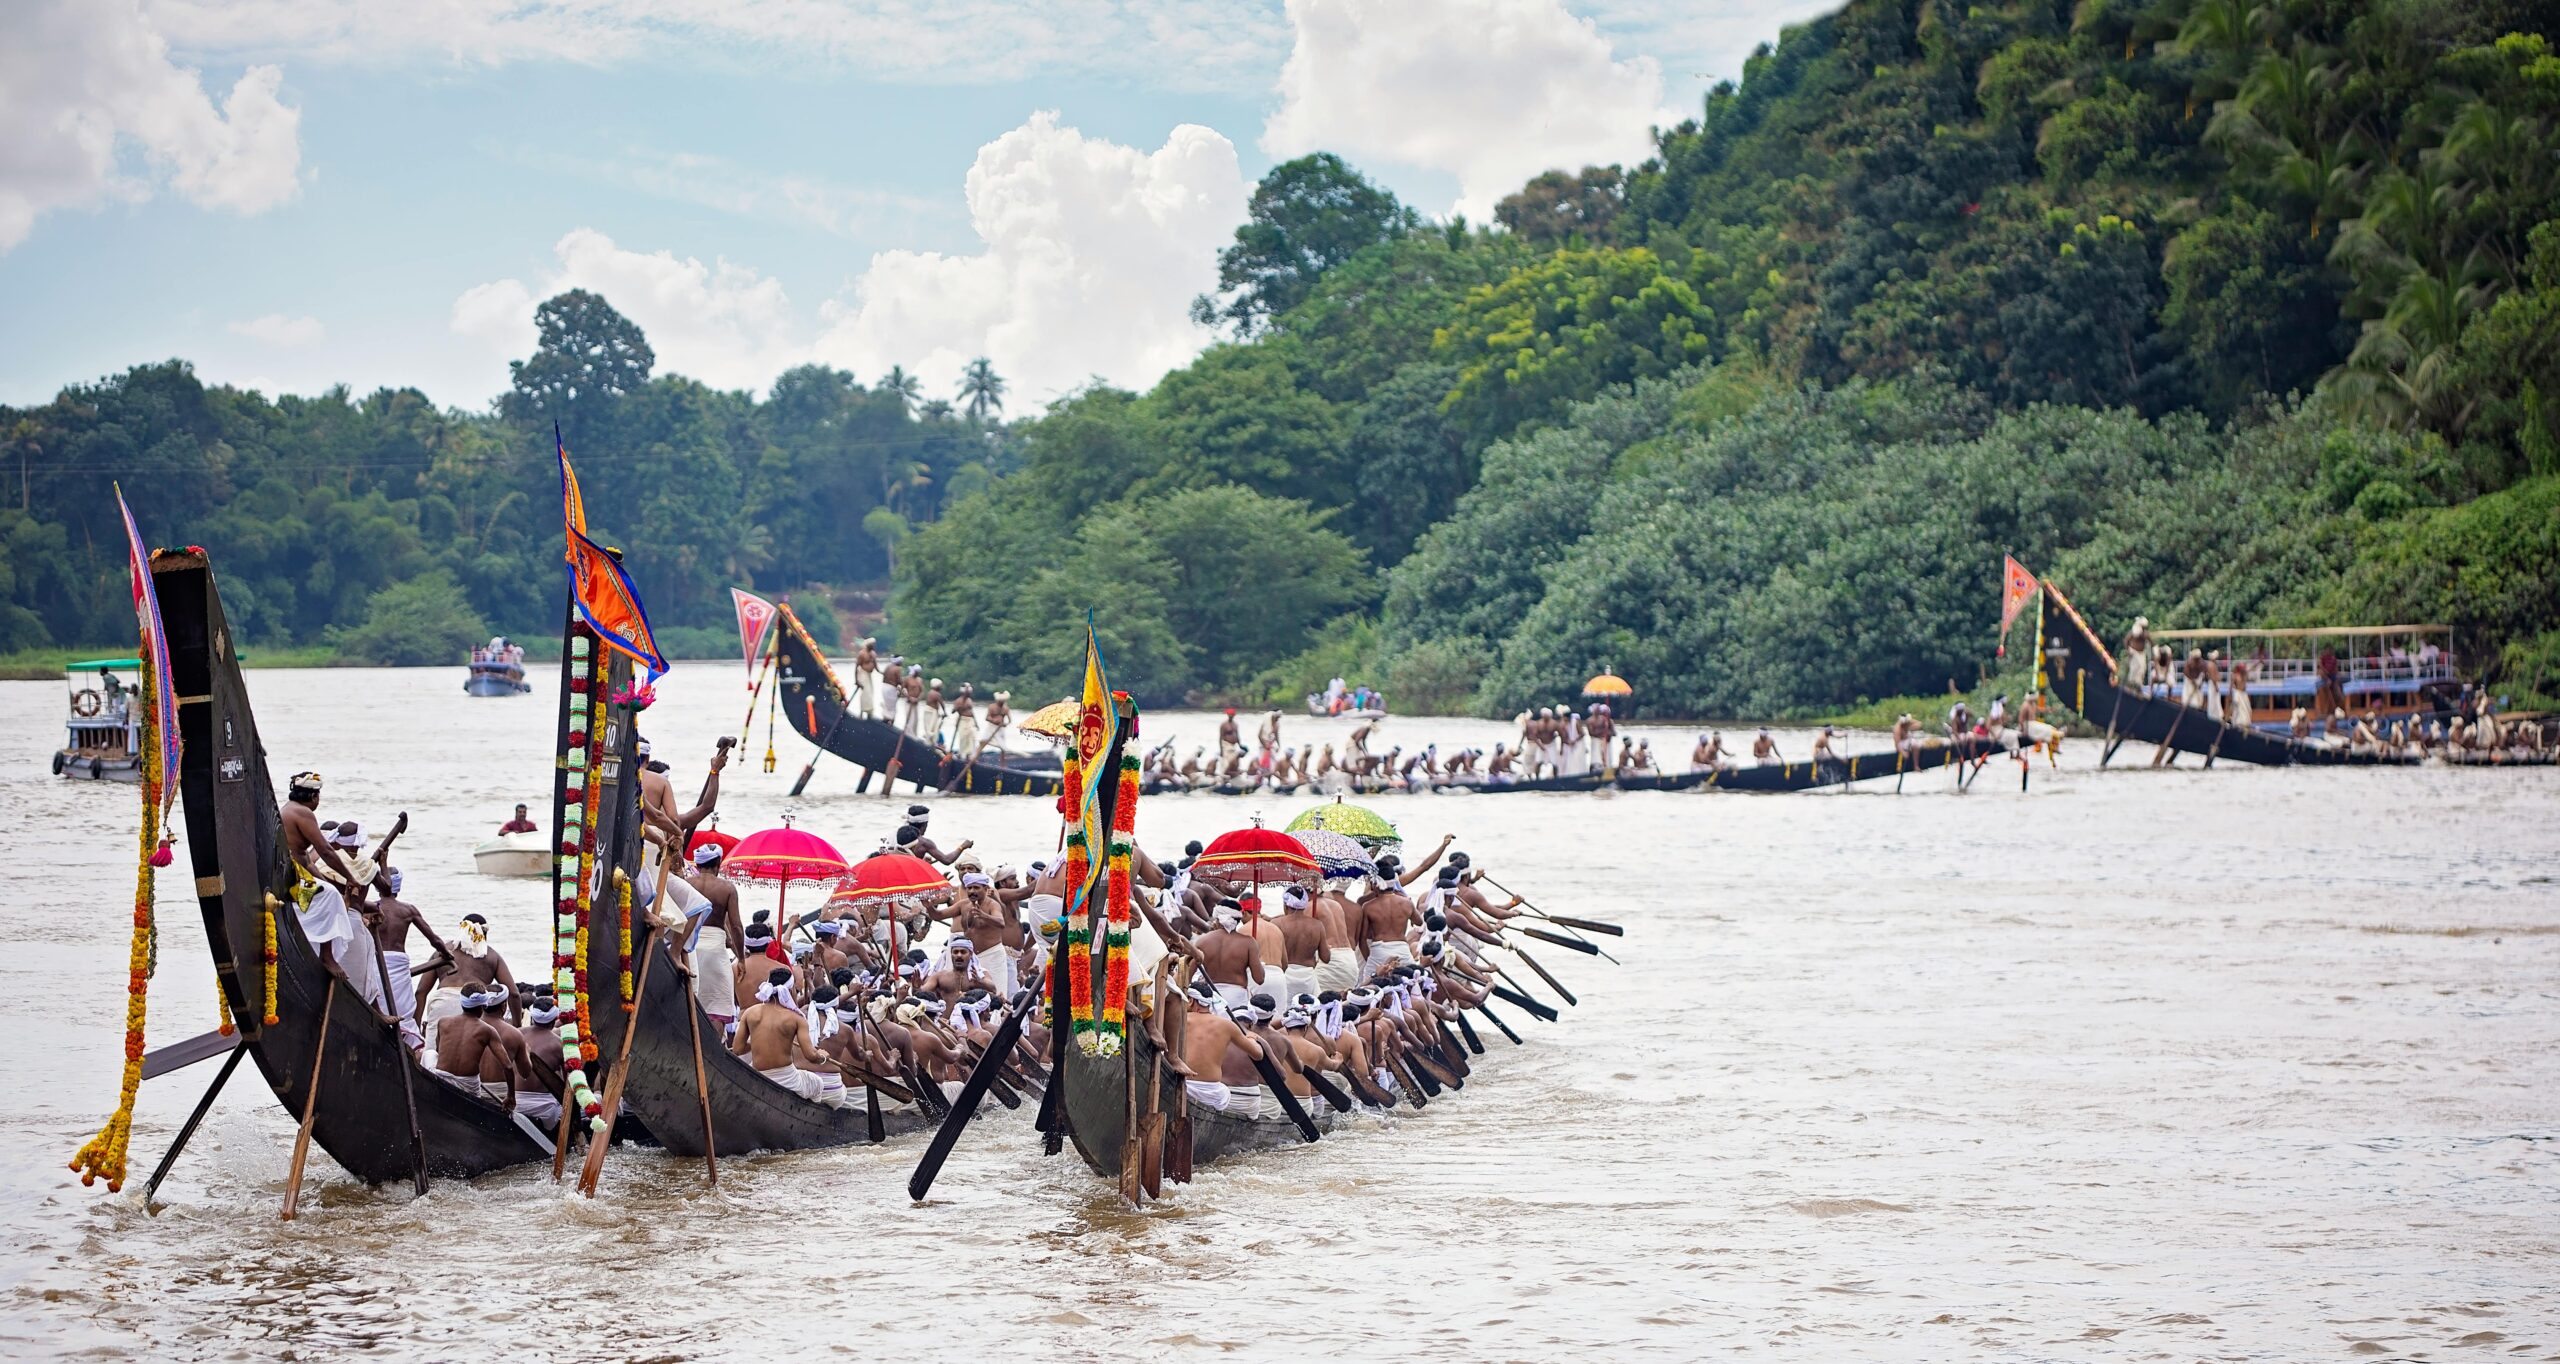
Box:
880;365;922;413
918;399;955;422
958;357;1006;424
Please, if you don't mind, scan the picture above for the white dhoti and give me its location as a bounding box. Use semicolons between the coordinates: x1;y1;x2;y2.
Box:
1184;1079;1235;1112
2229;690;2253;728
1214;982;1252;1012
812;1070;852;1108
980;722;1008;758
904;703;932;740
514;1088;563;1127
421;985;462;1034
855;669;878;717
1311;955;1361;993
759;1064;825;1101
296;882;387;1017
1362;940;1414;975
880;679;901;718
1281;963;1320;1004
951;715;978;756
380;949;424;1051
975;943;1019;999
434;1069;510;1106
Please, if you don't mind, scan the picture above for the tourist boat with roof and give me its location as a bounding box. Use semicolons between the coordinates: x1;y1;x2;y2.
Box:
54;657;148;782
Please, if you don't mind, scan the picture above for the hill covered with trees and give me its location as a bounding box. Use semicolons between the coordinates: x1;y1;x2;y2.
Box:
6;0;2555;715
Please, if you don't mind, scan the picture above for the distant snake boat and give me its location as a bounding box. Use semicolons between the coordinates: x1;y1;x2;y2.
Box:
769;603;1065;797
161;548;554;1184
2038;577;2417;767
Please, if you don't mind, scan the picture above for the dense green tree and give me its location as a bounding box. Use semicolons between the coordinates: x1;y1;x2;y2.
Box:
326;570;488;666
501;289;654;456
1191;154;1419;336
1434;247;1716;440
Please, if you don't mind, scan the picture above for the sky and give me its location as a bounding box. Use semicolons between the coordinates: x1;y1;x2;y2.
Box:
0;0;1839;415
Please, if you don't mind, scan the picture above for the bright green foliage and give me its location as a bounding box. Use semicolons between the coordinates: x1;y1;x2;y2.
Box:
1434;247;1716;440
326;571;489;666
1193;154;1420;336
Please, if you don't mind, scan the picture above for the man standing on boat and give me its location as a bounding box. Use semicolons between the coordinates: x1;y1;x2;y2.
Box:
949;684;978;758
277;776;400;1030
680;841;743;954
1751;729;1782;766
1587;704;1617;772
853;637;880;719
922;677;948;746
878;656;905;723
2119;617;2152;692
972;691;1011;762
1258;708;1283;772
1218;708;1244;769
369;866;448;1054
901;670;930;742
2180;649;2206;710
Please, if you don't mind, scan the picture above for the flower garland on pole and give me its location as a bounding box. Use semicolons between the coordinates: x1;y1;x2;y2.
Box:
552;631;605;1135
1097;699;1140;1055
1058;740;1094;1051
66;648;167;1192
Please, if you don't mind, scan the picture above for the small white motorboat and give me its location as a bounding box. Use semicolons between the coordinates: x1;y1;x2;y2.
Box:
473;829;550;877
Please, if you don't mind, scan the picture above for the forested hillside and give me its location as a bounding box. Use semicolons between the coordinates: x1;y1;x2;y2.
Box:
6;0;2555;714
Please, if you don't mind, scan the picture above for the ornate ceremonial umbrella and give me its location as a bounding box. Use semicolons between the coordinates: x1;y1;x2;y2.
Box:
1191;821;1317;890
1582;672;1632;699
1018;699;1080;739
1284;798;1399;850
828;850;952;961
1290;829;1376;880
685;824;740;863
722;818;848;928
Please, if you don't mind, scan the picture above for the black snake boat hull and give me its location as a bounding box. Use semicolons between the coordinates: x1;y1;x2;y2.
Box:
770;606;1064;797
160;550;551;1183
1056;1020;1334;1184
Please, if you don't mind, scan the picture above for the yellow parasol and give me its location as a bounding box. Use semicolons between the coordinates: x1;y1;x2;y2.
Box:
1018;699;1079;739
1582;672;1633;698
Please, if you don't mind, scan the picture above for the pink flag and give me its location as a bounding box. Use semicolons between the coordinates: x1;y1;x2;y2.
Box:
115;486;180;814
731;587;776;673
1997;555;2038;657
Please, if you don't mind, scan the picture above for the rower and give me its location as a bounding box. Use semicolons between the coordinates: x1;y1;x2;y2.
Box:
949;684;978;757
1218;708;1244;768
2119;616;2153;692
416;912;522;1030
919;936;991;1001
1195;899;1271;1011
900;670;929;741
278;774;400;1028
973;690;1012;761
518;994;568;1127
897;806;972;866
1751;728;1781;766
1812;726;1840;765
1890;714;1918;756
367;866;450;1053
1172;983;1278;1116
430;987;517;1110
1354;870;1420;976
733;968;826;1100
878;656;905;722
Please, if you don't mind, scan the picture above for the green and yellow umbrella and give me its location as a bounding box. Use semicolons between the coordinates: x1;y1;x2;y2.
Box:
1284;798;1399;849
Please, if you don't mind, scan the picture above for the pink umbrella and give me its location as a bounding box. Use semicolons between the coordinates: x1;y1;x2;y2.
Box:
722;818;849;928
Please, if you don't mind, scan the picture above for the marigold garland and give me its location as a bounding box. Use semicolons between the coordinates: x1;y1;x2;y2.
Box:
616;869;634;1007
68;648;167;1192
551;632;606;1133
1059;737;1097;1049
260;896;281;1025
1096;749;1141;1056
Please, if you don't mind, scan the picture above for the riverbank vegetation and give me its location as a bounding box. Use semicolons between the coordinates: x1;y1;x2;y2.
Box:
6;0;2553;715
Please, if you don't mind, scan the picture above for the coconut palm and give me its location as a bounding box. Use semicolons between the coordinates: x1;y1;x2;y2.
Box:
957;357;1006;424
880;365;922;413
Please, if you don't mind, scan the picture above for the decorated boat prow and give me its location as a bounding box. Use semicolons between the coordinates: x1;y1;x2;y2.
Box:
767;602;1064;796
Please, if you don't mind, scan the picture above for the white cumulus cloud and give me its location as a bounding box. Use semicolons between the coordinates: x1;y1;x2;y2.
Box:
228;313;325;345
0;0;302;252
1262;0;1671;219
453;112;1243;406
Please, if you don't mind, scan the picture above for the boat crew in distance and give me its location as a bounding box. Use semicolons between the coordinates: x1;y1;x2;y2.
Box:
1587;704;1616;770
2119;617;2152;690
2181;648;2206;709
1891;714;1919;757
1812;726;1842;770
1751;728;1782;766
2228;658;2255;729
852;637;880;718
877;655;904;722
1694;731;1730;772
949;684;977;756
1258;708;1283;769
900;669;929;742
922;677;947;745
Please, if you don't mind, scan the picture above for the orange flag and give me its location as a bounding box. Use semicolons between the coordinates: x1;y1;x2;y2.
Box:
557;427;669;678
1997;555;2038;657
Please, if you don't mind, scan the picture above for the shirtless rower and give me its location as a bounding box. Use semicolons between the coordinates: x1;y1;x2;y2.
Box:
1890;714;1919;756
1217;708;1243;769
516;994;568;1127
1258;708;1283;768
731;913;799;1011
919;936;994;1001
922;677;948;745
878;655;905;723
900;670;929;742
1354;869;1421;977
277;773;396;1021
1171;982;1279;1116
1751;728;1782;766
1272;885;1337;1004
896;806;972;866
680;841;743;953
1194;899;1272;1012
415;912;522;1028
972;691;1012;761
949;684;978;757
946;872;1027;996
733;968;828;1099
1812;725;1841;767
431;987;517;1109
368;866;450;1053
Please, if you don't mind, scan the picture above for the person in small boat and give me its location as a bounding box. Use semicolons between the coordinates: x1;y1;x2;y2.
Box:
853;638;880;718
734;968;828;1100
368;866;448;1054
431;987;518;1109
1751;728;1782;766
496;804;537;835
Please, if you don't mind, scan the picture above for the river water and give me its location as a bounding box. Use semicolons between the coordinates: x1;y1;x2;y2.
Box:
2;664;2555;1361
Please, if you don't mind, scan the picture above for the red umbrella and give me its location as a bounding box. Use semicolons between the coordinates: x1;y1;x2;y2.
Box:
723;819;849;929
1191;822;1317;889
828;851;952;965
686;826;740;862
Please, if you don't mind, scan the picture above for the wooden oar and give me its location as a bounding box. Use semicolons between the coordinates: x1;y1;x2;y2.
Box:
1385;1053;1430;1108
1450;1009;1485;1055
280;983;339;1221
789;700;853;797
1473;1002;1523;1045
142;1043;246;1213
1531;912;1623;938
1138;1046;1165;1198
1488;982;1559;1022
1516;925;1600;956
908;990;1042;1200
1506;943;1578;1006
1433;1019;1474;1074
681;963;718;1184
139;1027;240;1081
